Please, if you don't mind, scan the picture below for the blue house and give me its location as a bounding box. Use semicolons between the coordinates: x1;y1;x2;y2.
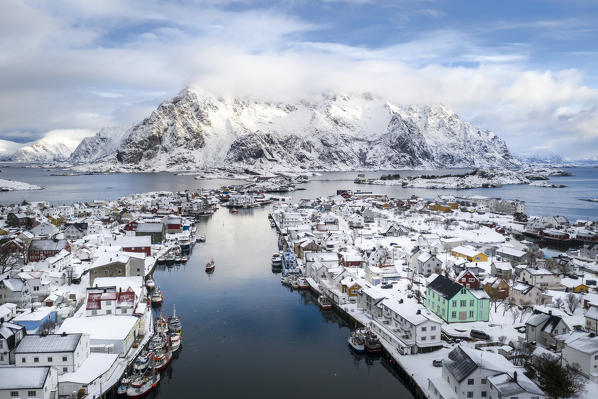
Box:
12;307;57;334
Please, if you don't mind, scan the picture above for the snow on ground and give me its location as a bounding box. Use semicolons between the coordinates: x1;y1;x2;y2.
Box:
0;178;42;191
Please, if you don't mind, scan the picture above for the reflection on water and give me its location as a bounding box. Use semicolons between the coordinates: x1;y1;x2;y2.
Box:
144;206;413;399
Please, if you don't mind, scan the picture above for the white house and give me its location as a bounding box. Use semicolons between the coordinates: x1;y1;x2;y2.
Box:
519;267;561;289
30;222;59;239
416;251;443;276
0;322;25;365
15;333;90;375
525;311;571;349
562;334;598;382
0;367;58;399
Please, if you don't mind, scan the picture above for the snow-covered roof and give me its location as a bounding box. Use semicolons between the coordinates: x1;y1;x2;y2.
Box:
16;333;82;354
0;367;50;389
59;353;119;384
58;315;138;341
566;335;598;355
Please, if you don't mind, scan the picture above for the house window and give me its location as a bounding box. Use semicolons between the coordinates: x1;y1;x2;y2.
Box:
431;335;436;340
468;379;474;385
48;356;52;362
482;391;487;397
122;309;127;314
10;392;18;397
105;300;111;305
28;391;36;396
469;311;474;318
421;327;427;332
63;367;67;372
431;326;436;331
22;357;26;363
470;300;474;306
452;300;456;307
460;300;466;307
34;357;39;363
33;286;40;291
106;310;112;315
62;356;67;362
421;336;426;341
91;310;97;315
467;392;473;398
451;311;456;318
481;378;487;384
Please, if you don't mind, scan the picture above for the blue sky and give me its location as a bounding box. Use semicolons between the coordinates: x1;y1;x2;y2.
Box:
0;0;597;159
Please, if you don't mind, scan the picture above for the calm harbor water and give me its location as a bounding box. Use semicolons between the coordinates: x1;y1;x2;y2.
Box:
0;165;596;398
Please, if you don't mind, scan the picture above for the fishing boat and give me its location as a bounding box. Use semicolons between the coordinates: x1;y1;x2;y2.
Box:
291;279;299;289
132;351;152;373
181;256;188;264
149;334;166;351
271;253;282;267
348;330;365;353
205;259;215;272
117;375;131;396
156;256;166;266
168;305;182;335
175;255;182;263
317;295;333;311
145;279;155;290
168;333;181;352
152;349;172;371
151;289;163;306
126;373;160;398
281;276;292;286
155;316;168;335
197;234;206;243
231;209;239;214
179;237;191;253
364;331;383;353
297;278;309;290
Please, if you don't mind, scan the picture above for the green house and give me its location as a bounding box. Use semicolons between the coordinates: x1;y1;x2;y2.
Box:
424;275;489;323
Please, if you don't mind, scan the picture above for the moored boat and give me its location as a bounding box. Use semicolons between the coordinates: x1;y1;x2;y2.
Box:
317;295;332;310
168;333;181;352
197;233;206;242
132;351;152;373
181;256;188;264
364;331;382;353
297;278;309;290
205;259;215;272
348;330;365;353
271;253;282;267
151;289;164;306
165;253;175;266
152;349;172;371
126;373;160;398
145;278;155;290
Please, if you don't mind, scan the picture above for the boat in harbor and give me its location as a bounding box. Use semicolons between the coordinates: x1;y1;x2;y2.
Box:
348;330;365;353
168;305;182;336
197;233;206;243
175;255;182;263
179;237;191;253
271;253;282;267
117;375;131;396
149;334;166;351
151;289;164;306
132;350;153;373
126;373;160;398
297;278;309;290
364;331;383;354
152;348;173;371
155;316;168;335
205;259;215;272
169;333;181;352
156;256;166;266
181;256;188;264
145;278;155;290
317;295;333;310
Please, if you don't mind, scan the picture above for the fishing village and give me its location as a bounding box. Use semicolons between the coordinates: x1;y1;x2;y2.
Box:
0;172;597;398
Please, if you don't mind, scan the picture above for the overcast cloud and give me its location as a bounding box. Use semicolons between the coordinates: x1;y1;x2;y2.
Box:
0;0;597;159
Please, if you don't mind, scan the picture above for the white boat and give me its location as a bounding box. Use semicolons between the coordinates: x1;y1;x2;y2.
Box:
317;295;332;310
197;234;206;243
169;333;181;352
297;278;309;290
145;279;155;290
271;253;282;267
126;373;160;398
348;331;365;353
205;259;215;272
151;289;163;306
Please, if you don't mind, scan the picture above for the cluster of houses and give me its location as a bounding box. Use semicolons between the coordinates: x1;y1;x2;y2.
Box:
0;190;216;398
271;189;598;398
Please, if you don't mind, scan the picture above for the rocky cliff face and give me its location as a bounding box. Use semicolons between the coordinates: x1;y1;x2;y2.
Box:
68;127;126;164
73;87;519;171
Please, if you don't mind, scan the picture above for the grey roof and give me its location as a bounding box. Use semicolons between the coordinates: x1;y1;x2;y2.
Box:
16;333;82;354
445;346;478;382
29;239;67;251
0;322;24;339
427;275;464;299
0;367;50;389
136;223;164;233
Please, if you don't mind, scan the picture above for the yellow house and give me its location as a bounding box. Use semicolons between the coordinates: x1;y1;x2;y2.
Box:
574;284;589;294
0;228;8;235
341;278;361;297
48;216;64;227
451;245;488;262
428;203;452;212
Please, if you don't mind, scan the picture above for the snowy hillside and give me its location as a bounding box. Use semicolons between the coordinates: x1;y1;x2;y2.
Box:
73;87;519;172
11;130;93;163
68;127;126;163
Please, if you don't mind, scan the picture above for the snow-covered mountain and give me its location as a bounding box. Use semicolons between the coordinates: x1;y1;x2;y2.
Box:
0;139;25;160
73;87;519;172
68;127;126;164
514;151;565;165
12;140;75;163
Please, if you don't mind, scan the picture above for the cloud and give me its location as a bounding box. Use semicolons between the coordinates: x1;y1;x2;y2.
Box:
0;0;596;158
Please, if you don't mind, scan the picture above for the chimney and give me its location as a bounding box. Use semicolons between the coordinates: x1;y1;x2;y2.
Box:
548;310;552;315
62;331;67;337
513;371;517;382
416;309;421;314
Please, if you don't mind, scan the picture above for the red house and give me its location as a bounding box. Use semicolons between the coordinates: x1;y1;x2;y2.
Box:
456;270;480;289
124;221;139;232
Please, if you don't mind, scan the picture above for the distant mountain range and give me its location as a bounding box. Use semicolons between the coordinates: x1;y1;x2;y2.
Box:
69;87;519;172
2;87;594;170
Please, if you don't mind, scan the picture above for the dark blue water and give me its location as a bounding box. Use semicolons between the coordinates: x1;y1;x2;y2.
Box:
0;165;597;221
149;206;408;398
